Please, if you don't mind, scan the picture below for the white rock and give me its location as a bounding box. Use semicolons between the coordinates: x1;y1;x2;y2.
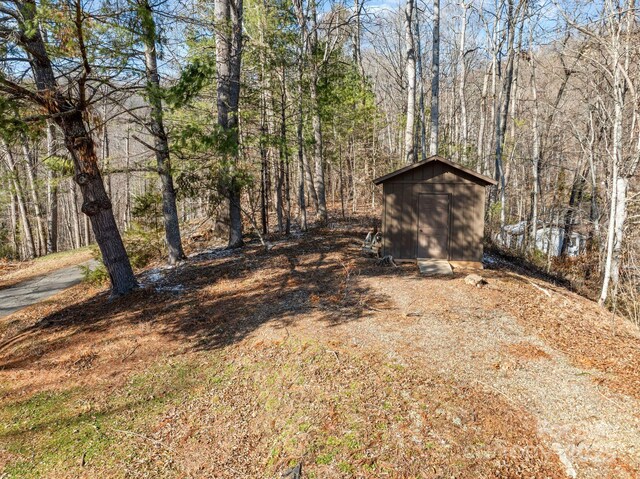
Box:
464;274;486;287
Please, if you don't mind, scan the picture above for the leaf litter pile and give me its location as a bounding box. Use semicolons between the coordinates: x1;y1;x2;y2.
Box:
0;218;639;478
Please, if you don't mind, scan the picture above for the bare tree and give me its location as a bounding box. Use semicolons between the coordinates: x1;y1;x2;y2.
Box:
494;0;525;236
457;1;470;163
429;0;441;156
404;0;417;163
1;141;35;259
46;121;59;254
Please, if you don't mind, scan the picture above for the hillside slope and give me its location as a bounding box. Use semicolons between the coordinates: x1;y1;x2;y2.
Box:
0;221;639;478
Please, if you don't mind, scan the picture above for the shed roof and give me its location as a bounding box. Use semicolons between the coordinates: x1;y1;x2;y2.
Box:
373;155;498;186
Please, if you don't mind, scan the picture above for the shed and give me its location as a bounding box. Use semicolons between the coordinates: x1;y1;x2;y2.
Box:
373;156;496;263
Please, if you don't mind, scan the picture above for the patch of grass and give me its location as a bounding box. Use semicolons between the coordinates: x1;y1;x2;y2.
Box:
0;389;117;478
315;452;334;465
1;336;569;478
343;432;361;450
0;357;211;478
266;445;282;468
1;389;74;449
298;422;311;432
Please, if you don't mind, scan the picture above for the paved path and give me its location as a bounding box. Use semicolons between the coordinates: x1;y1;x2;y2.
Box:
0;262;95;318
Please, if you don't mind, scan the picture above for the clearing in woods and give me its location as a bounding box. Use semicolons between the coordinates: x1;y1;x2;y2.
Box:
0;218;639;478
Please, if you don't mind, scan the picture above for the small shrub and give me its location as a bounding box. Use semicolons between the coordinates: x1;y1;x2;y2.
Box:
132;191;163;230
82;224;164;285
123;225;164;269
0;227;16;260
80;261;109;285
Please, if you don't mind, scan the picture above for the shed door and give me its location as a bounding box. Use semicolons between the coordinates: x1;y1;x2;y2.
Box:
417;194;450;259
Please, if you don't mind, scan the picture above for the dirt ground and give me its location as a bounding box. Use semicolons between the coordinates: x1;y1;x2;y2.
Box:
0;218;639;478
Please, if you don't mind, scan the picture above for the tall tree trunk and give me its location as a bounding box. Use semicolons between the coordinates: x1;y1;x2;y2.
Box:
259;40;269;235
70;180;82;249
260;108;269;234
102;97;112;199
9;187;19;257
509;24;523;144
309;76;327;223
353;0;365;79
415;11;426;161
586;112;599;241
83;213;91;246
296;48;308;231
215;0;244;247
351;141;357;212
281;65;291;235
560;165;585;256
17;0;136;295
309;0;327;224
600;156;619;306
528;31;541;253
21;139;46;255
227;0;244;248
276;149;284;233
62;194;73;249
124;129;132;230
599;0;633;305
488;7;501;175
304;147;318;209
429;0;440;156
46;121;59;254
494;0;521;238
610;175;628;288
599;54;625;305
458;1;469;164
403;0;416;163
477;65;490;172
139;0;186;264
2;142;35;259
293;0;319;220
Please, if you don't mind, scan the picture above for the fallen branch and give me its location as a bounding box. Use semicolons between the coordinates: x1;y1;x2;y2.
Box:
121;343;139;362
529;280;552;298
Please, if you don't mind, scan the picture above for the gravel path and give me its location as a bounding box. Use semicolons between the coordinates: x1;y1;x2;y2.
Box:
348;274;640;478
256;269;640;478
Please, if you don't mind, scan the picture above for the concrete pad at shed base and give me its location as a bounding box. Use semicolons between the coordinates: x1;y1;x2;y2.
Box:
417;259;453;276
449;261;484;270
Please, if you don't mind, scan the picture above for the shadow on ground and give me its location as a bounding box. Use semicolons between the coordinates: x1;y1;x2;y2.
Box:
0;218;417;370
0;215;552;375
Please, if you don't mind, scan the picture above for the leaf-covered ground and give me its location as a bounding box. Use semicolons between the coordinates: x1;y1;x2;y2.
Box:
0;218;639;478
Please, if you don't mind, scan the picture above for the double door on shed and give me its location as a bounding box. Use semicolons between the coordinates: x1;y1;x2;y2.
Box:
417;193;450;259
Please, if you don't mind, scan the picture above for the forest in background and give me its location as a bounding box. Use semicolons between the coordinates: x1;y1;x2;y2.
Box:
0;0;639;321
